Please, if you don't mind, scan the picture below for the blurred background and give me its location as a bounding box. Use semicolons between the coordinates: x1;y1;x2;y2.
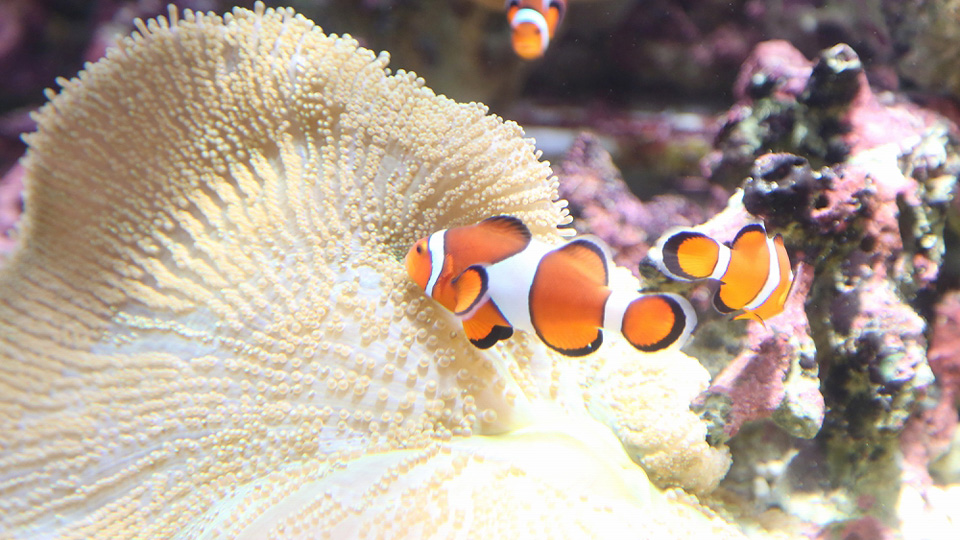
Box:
3;0;959;199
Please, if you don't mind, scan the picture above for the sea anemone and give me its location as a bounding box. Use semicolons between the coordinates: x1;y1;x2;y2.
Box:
0;3;733;537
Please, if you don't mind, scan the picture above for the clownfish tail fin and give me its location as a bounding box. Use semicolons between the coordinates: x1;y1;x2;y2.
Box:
452;265;489;317
620;293;697;352
652;228;729;282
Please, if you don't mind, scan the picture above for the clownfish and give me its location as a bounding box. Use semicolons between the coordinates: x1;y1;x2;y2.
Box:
505;0;566;60
649;223;794;325
405;215;696;356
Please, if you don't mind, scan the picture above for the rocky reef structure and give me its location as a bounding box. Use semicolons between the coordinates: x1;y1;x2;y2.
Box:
563;38;960;537
0;4;741;537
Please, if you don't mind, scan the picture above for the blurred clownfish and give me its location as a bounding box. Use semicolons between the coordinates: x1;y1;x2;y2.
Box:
505;0;566;60
649;223;794;325
405;215;696;356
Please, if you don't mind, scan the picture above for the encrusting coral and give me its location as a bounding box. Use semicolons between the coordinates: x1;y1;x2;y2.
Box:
0;3;737;537
555;37;960;536
687;40;957;533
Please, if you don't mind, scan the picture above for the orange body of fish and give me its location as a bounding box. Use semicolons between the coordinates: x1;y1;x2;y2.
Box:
405;215;696;356
505;0;567;59
650;223;795;325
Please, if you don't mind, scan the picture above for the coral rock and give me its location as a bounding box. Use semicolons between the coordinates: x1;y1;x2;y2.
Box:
696;261;823;442
701;39;958;532
558;132;726;271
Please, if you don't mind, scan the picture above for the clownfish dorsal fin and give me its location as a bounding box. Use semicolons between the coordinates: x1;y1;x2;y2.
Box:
461;301;513;349
551;237;609;286
443;215;532;270
477;215;532;244
655;228;726;281
452;265;489;317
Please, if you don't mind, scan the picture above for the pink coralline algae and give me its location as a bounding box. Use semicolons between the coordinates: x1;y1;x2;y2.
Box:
726;43;953;439
562;39;959;528
900;291;960;493
693;39;957;527
695;262;823;441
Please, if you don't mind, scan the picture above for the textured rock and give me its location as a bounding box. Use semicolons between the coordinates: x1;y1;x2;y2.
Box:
557;132;727;270
696;39;958;533
695;261;822;442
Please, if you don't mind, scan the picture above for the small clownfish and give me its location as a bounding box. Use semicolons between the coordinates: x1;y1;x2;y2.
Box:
649;223;795;325
505;0;566;60
405;215;696;356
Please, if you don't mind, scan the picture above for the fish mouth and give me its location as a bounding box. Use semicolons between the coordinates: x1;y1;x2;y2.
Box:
512;23;546;59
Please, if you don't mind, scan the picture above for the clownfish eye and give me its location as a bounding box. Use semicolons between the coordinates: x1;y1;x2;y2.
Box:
416;243;424;254
506;0;520;9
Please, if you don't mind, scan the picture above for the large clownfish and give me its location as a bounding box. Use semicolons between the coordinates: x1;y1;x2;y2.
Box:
405;215;696;356
505;0;566;60
649;223;794;325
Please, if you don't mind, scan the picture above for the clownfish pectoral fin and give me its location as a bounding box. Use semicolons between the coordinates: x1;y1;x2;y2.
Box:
505;0;520;22
621;293;696;352
461;301;513;349
452;265;489;317
545;1;566;34
653;228;728;282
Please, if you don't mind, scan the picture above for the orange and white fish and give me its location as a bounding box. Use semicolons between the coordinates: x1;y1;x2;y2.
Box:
649;223;794;325
505;0;566;60
405;215;696;356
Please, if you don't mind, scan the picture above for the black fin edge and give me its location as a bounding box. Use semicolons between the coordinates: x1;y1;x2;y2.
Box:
556;238;610;285
628;295;687;352
713;290;735;314
482;215;532;243
470;325;514;349
541;329;604;357
452;265;489;316
731;222;767;245
662;231;711;280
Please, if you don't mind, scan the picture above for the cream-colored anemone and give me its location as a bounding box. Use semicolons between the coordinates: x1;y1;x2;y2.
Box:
0;3;735;537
